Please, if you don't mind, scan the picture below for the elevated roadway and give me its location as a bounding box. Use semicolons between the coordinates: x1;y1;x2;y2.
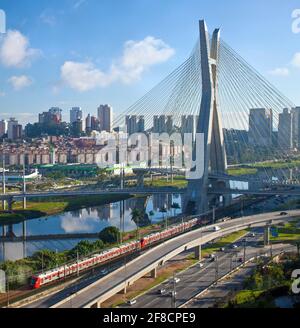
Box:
48;210;300;308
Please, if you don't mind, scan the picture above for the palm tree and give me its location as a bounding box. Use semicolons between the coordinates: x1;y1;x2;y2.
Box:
131;209;143;240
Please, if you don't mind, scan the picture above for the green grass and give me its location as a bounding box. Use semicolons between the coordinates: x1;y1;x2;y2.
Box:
270;221;300;243
146;176;187;188
227;168;258;176
201;230;248;257
251;158;300;170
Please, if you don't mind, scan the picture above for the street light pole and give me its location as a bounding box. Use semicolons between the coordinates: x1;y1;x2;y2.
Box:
243;239;246;263
2;139;6;210
22;140;26;210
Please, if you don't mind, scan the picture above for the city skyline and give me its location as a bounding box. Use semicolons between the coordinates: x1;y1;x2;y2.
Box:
0;0;300;125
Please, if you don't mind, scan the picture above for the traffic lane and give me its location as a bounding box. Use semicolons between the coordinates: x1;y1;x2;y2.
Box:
188;244;296;308
124;235;265;308
126;249;252;308
124;244;258;308
55;211;300;308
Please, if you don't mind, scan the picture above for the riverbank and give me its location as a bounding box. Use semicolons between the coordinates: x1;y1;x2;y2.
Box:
0;194;132;225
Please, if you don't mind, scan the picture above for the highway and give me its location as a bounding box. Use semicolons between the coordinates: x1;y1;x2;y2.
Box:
48;210;299;308
185;245;296;308
120;233;289;308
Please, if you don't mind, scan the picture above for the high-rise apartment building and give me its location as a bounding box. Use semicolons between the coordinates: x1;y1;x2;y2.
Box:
70;107;83;124
278;108;293;151
7;118;22;140
98;105;112;132
0;119;7;137
249;108;273;146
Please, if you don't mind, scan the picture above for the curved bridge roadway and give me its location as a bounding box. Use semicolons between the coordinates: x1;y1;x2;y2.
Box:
48;210;300;308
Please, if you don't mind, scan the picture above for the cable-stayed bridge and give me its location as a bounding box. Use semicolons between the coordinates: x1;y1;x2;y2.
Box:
1;20;298;216
110;19;298;215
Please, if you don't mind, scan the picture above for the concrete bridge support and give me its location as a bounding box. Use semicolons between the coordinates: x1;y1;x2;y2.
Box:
150;267;157;279
194;245;202;261
264;226;270;246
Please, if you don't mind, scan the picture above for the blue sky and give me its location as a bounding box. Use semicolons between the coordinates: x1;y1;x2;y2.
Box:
0;0;300;124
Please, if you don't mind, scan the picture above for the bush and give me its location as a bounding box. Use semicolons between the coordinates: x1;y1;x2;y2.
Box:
99;227;120;244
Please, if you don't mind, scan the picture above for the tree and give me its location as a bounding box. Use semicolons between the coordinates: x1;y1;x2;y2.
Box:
131;209;144;239
99;226;120;244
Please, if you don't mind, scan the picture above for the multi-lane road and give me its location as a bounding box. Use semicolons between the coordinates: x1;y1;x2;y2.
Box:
20;209;299;309
121;232;290;308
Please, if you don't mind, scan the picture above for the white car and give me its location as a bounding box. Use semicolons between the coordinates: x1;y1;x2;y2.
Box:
172;277;181;284
214;226;221;232
199;263;204;268
127;299;137;306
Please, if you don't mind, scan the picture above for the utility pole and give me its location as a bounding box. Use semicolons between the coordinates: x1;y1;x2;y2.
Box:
77;250;79;277
2;139;6;211
243;238;246;263
173;273;177;308
22;140;26;209
6;272;9;308
215;256;219;282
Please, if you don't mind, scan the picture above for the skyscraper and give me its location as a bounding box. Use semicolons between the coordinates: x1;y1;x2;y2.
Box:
126;115;145;135
278;108;293;151
70;107;83;124
98;104;113;132
249;108;273;146
0;119;7;137
292;107;300;149
7;118;22;140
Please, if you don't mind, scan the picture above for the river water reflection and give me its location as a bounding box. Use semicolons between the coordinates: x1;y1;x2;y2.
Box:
0;194;182;262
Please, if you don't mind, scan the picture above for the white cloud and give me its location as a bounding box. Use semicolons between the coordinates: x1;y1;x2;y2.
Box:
40;11;57;26
73;0;87;9
268;67;289;77
61;61;110;92
292;52;300;68
8;75;33;90
0;30;41;68
60;36;175;92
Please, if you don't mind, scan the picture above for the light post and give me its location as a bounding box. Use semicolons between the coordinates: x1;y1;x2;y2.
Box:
243;238;246;263
215;256;219;282
2;139;6;210
77;250;80;278
22;140;27;209
6;271;9;308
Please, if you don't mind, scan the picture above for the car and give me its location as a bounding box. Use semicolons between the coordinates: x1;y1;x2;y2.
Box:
209;253;216;259
238;257;243;263
280;212;288;216
127;299;137;306
214;226;221;232
158;288;167;295
219;247;225;252
172;277;181;284
231;244;238;249
250;233;256;237
199;263;204;268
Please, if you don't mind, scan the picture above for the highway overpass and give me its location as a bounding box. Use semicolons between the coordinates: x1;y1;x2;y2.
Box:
47;210;300;308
